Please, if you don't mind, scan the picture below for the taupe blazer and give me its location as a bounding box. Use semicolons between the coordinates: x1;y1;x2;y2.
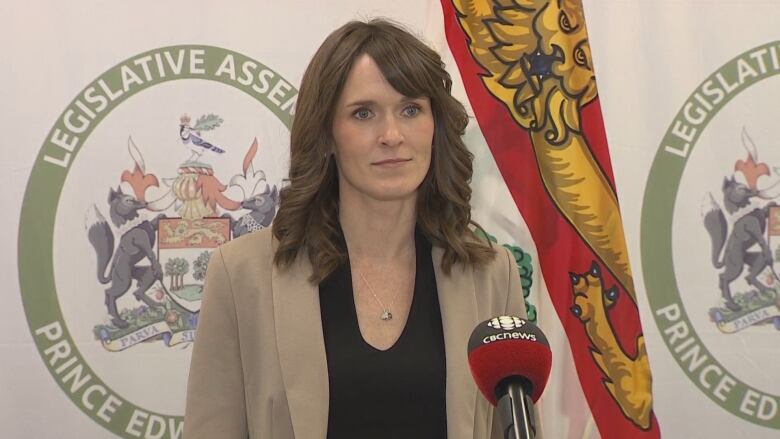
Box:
183;228;526;439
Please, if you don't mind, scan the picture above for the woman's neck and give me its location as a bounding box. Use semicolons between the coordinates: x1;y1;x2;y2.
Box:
339;192;417;263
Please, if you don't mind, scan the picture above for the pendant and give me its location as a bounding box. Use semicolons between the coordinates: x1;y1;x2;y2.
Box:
380;310;393;321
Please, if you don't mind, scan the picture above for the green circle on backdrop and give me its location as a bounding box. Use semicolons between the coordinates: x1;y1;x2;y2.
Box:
18;45;295;437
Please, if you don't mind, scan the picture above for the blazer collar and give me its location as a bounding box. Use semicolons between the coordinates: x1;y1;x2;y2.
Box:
272;250;329;439
272;245;477;439
432;246;479;439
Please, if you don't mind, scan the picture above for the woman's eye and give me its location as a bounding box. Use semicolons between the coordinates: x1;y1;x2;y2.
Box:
402;105;420;117
353;108;373;120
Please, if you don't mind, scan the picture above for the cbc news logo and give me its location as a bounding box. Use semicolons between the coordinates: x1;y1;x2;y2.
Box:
488;316;525;330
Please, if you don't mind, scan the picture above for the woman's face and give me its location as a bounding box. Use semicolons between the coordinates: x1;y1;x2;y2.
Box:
331;54;434;204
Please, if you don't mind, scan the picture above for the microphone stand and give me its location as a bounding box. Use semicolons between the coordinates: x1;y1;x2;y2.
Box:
495;377;536;439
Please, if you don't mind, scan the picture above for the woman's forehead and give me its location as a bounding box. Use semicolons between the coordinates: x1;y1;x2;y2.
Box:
338;54;427;105
345;55;390;87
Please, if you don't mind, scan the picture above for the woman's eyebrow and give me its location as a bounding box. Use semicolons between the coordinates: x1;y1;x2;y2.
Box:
344;99;376;108
344;97;426;107
400;96;427;104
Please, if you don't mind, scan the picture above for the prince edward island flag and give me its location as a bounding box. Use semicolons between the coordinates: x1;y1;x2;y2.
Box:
438;1;658;437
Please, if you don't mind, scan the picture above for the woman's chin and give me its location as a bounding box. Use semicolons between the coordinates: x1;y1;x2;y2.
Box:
353;186;420;203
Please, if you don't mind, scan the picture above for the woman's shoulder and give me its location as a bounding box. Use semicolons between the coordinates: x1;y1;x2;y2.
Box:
216;227;276;268
431;231;513;283
476;243;514;282
461;229;514;279
472;242;527;319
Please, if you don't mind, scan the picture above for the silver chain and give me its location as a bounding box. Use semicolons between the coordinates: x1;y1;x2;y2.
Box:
355;268;396;321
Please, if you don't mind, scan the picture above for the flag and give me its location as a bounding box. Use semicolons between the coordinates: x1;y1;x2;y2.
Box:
439;1;660;437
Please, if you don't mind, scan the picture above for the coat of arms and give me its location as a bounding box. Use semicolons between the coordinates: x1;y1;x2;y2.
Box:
703;128;780;333
86;114;279;351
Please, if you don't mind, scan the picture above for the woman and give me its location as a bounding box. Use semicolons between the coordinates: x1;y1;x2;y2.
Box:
184;19;526;439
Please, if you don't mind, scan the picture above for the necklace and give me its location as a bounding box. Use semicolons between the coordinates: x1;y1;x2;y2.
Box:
356;269;395;321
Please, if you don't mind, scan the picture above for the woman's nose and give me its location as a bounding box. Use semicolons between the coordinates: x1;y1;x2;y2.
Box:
379;115;404;147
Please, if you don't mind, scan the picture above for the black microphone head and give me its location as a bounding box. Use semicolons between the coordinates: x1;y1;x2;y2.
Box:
467;316;552;405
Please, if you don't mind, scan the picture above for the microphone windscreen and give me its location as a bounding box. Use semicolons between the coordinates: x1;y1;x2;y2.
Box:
467;316;552;405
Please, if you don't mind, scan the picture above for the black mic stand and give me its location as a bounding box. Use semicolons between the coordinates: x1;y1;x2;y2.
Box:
495;377;536;439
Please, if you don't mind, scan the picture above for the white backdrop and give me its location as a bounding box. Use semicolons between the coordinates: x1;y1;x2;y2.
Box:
2;1;780;438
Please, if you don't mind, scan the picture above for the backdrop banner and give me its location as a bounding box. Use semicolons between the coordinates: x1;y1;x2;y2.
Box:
584;1;780;438
2;1;778;438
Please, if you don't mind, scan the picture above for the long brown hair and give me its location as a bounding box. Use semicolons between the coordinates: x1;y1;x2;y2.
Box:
272;18;495;283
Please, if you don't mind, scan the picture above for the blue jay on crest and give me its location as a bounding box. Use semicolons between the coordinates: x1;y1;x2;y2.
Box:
179;114;226;158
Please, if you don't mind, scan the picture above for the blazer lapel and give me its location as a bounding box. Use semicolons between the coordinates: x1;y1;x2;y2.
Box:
272;252;329;439
432;247;478;439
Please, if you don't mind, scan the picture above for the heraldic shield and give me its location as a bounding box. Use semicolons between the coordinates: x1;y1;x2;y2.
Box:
157;217;230;313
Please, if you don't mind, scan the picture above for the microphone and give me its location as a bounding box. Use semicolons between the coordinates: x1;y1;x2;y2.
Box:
467;316;552;439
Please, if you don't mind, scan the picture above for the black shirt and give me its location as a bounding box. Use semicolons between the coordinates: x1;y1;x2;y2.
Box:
319;231;447;438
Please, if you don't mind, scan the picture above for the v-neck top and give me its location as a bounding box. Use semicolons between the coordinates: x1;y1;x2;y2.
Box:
318;230;447;439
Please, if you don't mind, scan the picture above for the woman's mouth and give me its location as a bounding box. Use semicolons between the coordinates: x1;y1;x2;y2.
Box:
372;158;411;167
